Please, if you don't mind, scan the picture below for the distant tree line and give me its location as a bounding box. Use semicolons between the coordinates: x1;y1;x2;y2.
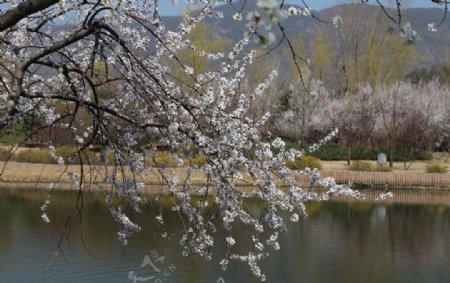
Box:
1;13;449;167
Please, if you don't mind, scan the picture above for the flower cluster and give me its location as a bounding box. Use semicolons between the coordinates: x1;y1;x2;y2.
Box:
427;23;437;32
332;15;343;28
287;7;311;16
111;206;142;246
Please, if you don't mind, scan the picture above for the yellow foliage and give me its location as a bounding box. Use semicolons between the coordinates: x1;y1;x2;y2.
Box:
286;155;323;170
426;162;447;173
348;160;374;171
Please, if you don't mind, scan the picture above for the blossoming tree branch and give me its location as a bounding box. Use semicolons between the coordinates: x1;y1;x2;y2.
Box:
0;0;447;281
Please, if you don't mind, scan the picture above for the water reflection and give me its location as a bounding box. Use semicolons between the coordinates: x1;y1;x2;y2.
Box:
0;188;449;282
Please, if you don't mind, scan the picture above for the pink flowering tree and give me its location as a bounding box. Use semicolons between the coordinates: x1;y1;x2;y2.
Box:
374;81;450;164
0;0;447;280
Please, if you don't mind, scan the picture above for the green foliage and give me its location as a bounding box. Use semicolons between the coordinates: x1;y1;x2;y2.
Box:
312;144;347;160
406;62;450;85
200;140;432;164
0;121;27;144
311;144;378;160
0;113;45;145
249;139;432;162
286;155;323;170
396;148;433;161
312;144;432;161
0;133;24;144
95;85;113;100
243;147;257;160
348;161;374;171
426;162;447;173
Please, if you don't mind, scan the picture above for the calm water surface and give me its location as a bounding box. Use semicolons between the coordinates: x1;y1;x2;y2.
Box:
1;188;450;283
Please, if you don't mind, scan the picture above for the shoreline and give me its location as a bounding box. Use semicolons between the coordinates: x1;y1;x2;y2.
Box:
1;181;449;192
3;181;450;207
1;161;449;191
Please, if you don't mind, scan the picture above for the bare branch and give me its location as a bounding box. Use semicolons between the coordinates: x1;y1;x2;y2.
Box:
0;0;59;31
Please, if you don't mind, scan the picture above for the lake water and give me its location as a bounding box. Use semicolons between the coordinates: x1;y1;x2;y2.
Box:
1;188;450;283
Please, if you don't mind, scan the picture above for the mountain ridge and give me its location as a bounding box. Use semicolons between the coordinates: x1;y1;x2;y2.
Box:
161;3;450;68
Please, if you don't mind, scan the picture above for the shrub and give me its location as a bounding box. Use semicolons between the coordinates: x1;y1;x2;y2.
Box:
412;150;433;160
188;155;207;167
313;144;347;160
286;155;323;170
143;152;208;168
0;147;12;161
312;144;432;161
374;166;393;172
348;161;374;171
243;147;257;160
12;148;55;164
312;144;381;161
426;162;447;173
153;152;179;168
7;146;98;165
56;146;99;165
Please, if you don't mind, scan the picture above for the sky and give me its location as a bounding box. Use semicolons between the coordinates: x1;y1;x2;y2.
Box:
158;0;443;16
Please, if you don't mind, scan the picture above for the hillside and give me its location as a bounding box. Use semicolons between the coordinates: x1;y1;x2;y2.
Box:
162;3;450;68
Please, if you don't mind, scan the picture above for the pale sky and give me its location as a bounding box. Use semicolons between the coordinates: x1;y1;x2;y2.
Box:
158;0;443;16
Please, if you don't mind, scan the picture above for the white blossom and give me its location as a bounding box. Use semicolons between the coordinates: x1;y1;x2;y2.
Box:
427;23;437;32
226;236;236;246
233;13;243;21
41;213;50;223
332;15;343;28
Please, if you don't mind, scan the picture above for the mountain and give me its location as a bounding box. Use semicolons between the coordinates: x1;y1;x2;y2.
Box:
161;3;450;68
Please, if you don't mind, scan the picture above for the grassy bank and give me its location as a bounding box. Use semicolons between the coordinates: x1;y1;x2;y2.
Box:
1;145;448;190
1;160;449;190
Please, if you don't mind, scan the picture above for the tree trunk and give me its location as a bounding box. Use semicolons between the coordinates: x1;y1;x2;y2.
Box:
389;144;394;168
347;145;352;166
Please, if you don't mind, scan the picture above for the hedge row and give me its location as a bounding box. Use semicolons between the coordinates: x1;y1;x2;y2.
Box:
0;146;97;165
0;147;208;167
0;143;433;167
310;144;432;161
